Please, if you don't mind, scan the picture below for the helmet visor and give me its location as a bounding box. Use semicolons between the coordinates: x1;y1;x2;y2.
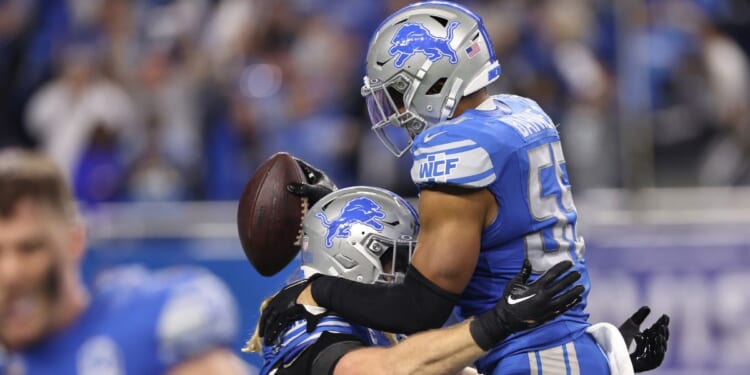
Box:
364;86;397;127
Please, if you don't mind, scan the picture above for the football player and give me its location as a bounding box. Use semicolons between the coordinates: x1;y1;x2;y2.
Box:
247;186;584;375
0;149;247;375
263;2;670;374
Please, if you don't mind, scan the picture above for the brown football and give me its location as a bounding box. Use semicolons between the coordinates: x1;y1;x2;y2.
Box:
237;152;308;276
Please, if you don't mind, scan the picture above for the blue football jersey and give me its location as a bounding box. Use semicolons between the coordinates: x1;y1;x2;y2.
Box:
2;266;238;375
260;313;392;375
410;94;592;373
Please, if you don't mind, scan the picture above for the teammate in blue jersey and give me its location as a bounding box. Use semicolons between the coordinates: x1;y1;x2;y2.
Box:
248;186;584;375
0;149;248;375
262;2;670;374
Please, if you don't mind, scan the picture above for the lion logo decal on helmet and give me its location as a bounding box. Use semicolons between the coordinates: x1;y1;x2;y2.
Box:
316;197;386;248
388;21;459;68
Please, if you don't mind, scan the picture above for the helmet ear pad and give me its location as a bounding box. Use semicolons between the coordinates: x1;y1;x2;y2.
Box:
300;186;419;284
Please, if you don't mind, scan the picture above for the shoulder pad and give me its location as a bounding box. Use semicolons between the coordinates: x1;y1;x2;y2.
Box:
94;265;151;292
410;125;496;188
155;267;239;367
493;94;557;139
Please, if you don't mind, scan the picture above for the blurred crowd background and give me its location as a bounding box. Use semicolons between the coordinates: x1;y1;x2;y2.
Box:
1;0;749;206
3;1;750;373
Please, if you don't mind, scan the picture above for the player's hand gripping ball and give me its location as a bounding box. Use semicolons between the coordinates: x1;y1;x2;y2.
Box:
286;157;337;206
237;152;308;276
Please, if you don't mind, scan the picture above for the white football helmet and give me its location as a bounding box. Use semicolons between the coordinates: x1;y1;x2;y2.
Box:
361;1;501;156
300;186;419;284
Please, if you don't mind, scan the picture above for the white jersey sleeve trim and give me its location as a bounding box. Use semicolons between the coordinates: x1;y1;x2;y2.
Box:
413;139;477;156
466;173;497;187
411;145;496;187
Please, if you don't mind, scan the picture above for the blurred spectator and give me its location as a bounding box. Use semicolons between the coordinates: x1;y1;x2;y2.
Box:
697;21;750;185
640;1;750;186
202;0;258;87
0;0;748;198
131;47;202;188
25;43;136;187
0;0;69;149
73;123;127;205
259;14;361;187
97;0;140;86
202;92;261;200
126;114;191;202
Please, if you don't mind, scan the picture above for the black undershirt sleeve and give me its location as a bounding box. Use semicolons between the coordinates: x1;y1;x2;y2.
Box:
273;332;364;375
310;264;460;334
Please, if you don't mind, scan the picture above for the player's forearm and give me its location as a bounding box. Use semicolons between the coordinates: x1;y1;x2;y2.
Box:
309;265;459;333
385;320;485;375
335;320;484;375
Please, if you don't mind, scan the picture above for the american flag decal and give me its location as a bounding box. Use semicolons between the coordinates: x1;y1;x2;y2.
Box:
465;41;481;58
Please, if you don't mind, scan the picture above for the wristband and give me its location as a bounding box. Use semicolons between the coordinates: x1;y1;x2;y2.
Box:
469;313;510;351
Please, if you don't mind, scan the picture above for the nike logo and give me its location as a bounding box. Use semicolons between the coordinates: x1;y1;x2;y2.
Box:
423;131;447;143
507;294;535;305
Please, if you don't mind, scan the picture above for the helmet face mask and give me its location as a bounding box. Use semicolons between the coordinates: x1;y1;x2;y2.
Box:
362;74;426;157
301;186;420;285
337;229;416;285
363;232;415;283
362;1;502;157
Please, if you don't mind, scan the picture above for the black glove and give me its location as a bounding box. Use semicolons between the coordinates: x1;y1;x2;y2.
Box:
287;157;337;206
619;306;670;372
259;275;325;345
469;260;584;351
